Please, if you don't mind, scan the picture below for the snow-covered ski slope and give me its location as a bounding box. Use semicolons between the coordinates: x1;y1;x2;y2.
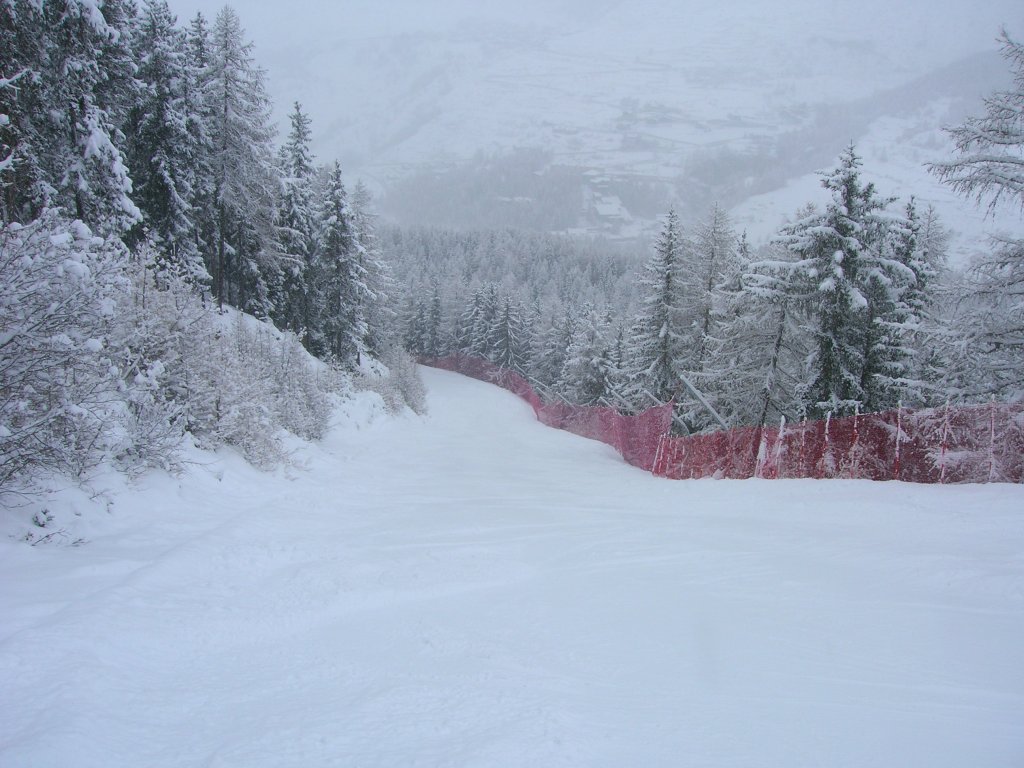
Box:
2;367;1023;767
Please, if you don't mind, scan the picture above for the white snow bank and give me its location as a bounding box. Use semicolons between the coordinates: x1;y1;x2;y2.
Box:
1;367;1022;767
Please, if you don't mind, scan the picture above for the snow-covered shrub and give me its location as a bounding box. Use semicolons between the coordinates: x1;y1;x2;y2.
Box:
118;263;344;469
0;212;136;486
1;221;354;492
355;344;427;415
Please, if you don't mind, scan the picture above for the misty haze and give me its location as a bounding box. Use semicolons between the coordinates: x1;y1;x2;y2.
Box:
172;0;1021;255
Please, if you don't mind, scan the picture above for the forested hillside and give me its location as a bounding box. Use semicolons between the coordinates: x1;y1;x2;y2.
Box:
1;1;421;492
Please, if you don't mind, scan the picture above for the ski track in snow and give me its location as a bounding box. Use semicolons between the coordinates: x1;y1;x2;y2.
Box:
2;367;1023;767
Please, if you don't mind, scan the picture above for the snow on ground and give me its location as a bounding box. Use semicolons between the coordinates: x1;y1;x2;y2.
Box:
2;367;1023;767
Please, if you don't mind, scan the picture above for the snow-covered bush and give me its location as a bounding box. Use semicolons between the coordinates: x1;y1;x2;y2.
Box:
116;254;345;469
355;344;427;416
0;212;165;486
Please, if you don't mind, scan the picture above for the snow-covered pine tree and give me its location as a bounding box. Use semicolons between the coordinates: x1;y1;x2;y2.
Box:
349;181;392;359
627;209;690;408
687;203;740;371
557;305;616;405
312;162;366;367
1;0;141;233
489;295;530;375
470;283;501;362
531;304;579;391
703;236;806;427
775;145;911;417
401;296;429;357
182;11;216;273
123;0;206;281
930;30;1024;400
273;102;317;335
421;277;445;357
202;6;278;314
679;203;743;428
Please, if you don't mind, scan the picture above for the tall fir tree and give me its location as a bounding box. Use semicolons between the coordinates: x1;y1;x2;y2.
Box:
312;162;366;367
930;30;1024;400
775;145;914;416
349;180;391;358
628;209;689;407
1;0;141;233
123;0;206;281
202;5;278;313
273;101;317;334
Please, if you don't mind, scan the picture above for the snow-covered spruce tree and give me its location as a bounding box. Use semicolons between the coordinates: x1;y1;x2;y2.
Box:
122;0;207;282
556;305;617;406
202;5;278;314
705;237;810;427
1;0;140;234
1;2;42;223
463;283;501;361
489;294;531;375
401;296;429;357
680;203;743;428
423;277;446;357
184;11;217;268
930;30;1024;400
348;181;392;359
311;162;367;368
775;146;918;417
272;102;317;336
531;304;579;392
627;209;690;409
873;198;949;405
686;203;741;372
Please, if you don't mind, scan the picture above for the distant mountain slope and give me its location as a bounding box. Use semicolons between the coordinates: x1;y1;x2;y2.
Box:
172;0;1022;249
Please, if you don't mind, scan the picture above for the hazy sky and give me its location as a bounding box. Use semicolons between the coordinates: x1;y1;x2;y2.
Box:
162;0;1023;248
166;0;1022;161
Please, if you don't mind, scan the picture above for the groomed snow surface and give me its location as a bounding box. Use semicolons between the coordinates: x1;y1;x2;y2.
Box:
2;367;1023;767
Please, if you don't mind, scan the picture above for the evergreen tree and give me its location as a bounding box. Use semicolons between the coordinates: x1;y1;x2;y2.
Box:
706;238;807;426
489;295;530;375
123;0;206;281
423;277;445;357
628;209;689;407
349;181;391;358
312;162;365;367
775;146;911;416
930;30;1024;399
202;5;278;313
557;305;615;405
686;203;740;374
531;304;579;390
273;102;317;334
1;0;141;233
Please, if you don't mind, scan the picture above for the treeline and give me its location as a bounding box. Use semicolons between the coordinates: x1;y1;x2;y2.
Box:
0;2;412;489
398;136;1021;433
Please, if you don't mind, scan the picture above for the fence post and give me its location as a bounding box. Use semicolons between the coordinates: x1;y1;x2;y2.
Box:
893;401;902;481
819;411;832;479
989;396;997;483
798;416;808;476
939;399;951;484
753;425;765;478
849;404;861;479
653;434;667;476
775;415;787;479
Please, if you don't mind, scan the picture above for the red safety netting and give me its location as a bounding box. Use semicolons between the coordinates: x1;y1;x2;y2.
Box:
421;355;1024;484
653;404;1024;483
